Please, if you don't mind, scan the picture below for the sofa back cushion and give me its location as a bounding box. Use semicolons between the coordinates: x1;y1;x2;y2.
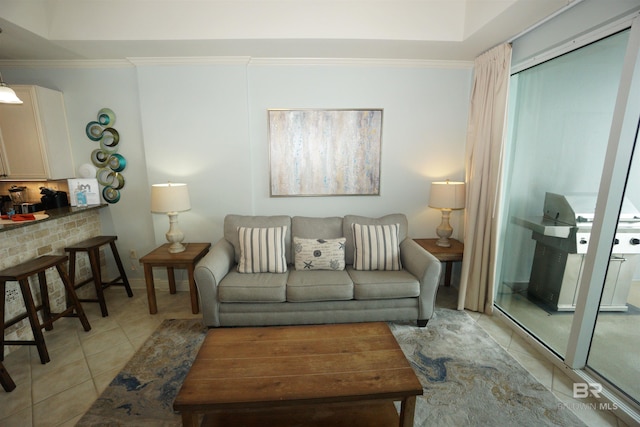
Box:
224;215;292;264
291;217;347;270
343;214;408;265
291;216;344;239
224;214;409;267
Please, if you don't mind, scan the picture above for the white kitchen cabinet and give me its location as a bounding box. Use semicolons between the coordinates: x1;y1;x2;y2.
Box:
0;85;75;180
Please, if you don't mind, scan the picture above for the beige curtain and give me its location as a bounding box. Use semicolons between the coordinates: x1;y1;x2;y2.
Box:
457;43;512;314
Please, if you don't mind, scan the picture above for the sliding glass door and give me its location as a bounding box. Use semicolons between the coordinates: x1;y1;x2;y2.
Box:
587;143;640;404
495;29;630;358
495;16;640;410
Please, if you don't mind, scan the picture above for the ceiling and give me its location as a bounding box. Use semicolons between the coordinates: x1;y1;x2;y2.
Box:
0;0;573;62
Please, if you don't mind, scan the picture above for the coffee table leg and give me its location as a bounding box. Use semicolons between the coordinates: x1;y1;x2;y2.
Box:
399;396;416;427
181;412;199;427
143;264;158;314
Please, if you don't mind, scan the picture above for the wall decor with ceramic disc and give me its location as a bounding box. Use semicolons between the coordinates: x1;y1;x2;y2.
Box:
108;154;126;172
86;121;104;141
98;108;116;126
84;108;126;204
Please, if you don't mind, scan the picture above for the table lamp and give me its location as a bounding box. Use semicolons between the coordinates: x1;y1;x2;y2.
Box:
151;182;191;253
429;180;465;247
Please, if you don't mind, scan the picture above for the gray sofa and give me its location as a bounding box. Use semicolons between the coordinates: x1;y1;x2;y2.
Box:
194;213;442;327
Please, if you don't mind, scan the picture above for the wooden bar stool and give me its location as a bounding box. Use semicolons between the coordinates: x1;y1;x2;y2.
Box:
65;236;133;317
0;361;16;392
0;255;91;364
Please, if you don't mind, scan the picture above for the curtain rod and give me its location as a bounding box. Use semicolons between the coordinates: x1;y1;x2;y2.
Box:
507;0;585;43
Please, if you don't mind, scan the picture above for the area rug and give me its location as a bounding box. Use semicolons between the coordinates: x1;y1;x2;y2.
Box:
77;309;585;426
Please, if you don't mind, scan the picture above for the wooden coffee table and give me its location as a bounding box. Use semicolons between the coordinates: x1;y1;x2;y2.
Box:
173;322;423;427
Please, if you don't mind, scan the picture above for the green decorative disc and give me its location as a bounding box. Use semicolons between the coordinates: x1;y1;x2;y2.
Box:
85;121;103;141
102;186;120;203
97;108;116;126
91;149;110;167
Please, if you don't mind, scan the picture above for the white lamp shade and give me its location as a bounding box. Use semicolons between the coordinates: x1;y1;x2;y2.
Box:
151;183;191;213
0;85;23;104
429;181;465;210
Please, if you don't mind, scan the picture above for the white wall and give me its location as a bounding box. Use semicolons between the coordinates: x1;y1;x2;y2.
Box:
1;59;471;283
246;61;470;234
134;61;253;257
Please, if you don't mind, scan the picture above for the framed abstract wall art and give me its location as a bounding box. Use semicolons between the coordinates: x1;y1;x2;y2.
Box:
268;109;383;197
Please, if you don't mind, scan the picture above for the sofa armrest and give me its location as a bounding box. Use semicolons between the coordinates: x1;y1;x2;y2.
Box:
400;239;442;322
194;238;235;327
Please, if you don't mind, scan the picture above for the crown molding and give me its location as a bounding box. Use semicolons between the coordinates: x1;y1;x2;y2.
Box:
248;57;473;68
0;56;473;69
127;56;252;66
0;59;134;68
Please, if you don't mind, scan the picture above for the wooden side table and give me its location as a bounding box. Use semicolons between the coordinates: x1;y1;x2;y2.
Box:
413;238;464;287
139;242;211;314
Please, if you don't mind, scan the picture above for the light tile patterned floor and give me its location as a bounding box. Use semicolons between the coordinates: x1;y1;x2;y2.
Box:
0;287;199;427
0;286;630;426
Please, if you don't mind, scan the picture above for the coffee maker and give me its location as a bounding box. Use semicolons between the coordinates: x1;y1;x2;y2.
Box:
40;187;69;209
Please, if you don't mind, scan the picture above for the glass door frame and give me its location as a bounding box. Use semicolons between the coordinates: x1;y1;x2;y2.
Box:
566;15;640;370
493;12;640;423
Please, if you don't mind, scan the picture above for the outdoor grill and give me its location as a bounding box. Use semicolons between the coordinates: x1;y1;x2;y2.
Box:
514;192;640;312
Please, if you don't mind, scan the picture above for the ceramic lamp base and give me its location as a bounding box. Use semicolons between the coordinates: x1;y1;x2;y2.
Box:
165;212;186;253
435;208;453;247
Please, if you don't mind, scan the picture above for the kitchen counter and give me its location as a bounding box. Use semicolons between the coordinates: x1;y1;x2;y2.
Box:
0;204;107;232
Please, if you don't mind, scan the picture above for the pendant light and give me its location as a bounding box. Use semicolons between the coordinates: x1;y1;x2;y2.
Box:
0;73;22;104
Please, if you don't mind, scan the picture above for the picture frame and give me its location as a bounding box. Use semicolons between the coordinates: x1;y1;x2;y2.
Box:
268;109;383;197
67;178;101;206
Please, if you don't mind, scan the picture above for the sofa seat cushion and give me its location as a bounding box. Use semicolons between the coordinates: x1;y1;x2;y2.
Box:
218;270;287;303
287;269;354;302
347;266;420;300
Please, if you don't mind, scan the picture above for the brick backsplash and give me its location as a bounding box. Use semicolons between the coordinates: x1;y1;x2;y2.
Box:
1;209;102;356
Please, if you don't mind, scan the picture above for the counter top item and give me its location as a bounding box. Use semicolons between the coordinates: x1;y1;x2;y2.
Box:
0;204;107;232
0;213;44;224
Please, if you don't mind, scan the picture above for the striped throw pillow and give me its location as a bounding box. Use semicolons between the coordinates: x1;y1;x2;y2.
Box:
237;226;288;273
352;223;402;271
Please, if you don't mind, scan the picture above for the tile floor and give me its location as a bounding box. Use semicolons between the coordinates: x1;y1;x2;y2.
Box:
0;285;630;427
0;287;200;427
